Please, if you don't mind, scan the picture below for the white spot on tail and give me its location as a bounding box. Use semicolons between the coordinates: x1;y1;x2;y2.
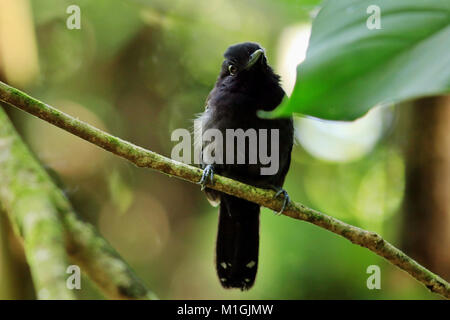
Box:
244;278;251;282
220;262;227;269
246;261;256;268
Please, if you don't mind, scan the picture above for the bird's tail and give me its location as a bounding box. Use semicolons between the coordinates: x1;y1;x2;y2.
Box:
216;194;260;290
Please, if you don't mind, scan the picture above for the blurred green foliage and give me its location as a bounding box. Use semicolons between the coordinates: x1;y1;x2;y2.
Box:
0;0;441;299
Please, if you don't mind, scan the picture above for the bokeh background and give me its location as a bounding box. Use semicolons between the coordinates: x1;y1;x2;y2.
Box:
0;0;448;299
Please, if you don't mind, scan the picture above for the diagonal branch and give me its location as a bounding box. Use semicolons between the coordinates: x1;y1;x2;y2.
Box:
0;80;448;299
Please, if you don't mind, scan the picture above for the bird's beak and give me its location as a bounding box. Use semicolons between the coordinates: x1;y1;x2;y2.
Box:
245;49;265;69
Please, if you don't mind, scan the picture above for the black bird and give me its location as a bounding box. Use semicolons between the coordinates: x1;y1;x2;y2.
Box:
196;42;293;290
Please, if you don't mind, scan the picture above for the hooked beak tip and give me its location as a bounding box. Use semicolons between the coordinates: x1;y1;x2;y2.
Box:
245;49;265;69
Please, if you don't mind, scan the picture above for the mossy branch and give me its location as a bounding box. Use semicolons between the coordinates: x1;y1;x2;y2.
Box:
0;80;449;299
0;109;75;299
0;106;157;300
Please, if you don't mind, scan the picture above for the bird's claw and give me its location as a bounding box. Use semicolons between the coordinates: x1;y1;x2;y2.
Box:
199;164;214;191
272;187;290;215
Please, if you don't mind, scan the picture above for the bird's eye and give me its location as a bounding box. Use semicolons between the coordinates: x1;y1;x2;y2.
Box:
228;64;237;75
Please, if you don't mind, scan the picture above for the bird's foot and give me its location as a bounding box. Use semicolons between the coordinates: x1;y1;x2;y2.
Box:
271;186;290;215
198;164;214;191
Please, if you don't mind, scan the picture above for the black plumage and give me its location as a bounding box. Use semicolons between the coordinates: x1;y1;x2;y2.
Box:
196;42;294;290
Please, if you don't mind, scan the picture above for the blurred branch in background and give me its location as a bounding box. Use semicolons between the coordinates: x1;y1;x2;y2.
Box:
403;97;450;280
0;106;75;299
0;106;157;300
0;81;448;299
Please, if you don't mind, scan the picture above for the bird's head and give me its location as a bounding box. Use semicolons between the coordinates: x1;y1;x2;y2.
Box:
213;42;284;111
221;42;267;76
218;42;279;83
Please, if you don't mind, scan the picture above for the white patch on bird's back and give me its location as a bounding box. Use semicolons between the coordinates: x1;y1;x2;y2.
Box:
220;262;227;269
246;261;256;268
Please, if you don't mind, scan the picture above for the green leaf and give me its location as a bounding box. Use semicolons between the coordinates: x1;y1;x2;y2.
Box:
271;0;450;120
